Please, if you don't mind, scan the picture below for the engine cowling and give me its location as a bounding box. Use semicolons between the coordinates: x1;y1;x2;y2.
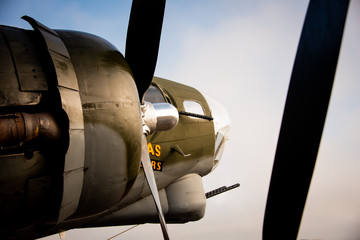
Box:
0;17;143;234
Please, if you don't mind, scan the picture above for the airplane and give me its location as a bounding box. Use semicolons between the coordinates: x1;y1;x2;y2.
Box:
0;0;237;239
0;1;346;239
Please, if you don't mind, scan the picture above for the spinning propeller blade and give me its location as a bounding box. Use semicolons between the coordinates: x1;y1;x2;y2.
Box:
263;0;350;239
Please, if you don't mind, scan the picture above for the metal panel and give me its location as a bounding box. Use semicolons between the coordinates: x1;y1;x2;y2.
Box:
0;26;45;107
85;189;169;227
38;28;70;58
64;129;85;172
49;51;79;90
22;16;79;91
58;87;84;130
1;26;48;91
58;168;84;222
57;97;85;222
0;29;16;72
22;16;85;222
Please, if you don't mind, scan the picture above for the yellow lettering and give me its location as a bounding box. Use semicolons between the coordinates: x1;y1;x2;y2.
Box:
157;162;162;170
148;143;154;156
151;160;156;170
155;144;161;157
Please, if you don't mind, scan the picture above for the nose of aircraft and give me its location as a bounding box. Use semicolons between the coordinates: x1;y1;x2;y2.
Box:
202;93;230;171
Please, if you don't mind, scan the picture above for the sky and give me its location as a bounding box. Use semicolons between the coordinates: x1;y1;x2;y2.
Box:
1;0;360;239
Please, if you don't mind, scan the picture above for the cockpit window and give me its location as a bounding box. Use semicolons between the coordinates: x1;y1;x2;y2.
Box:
183;101;204;115
144;85;166;103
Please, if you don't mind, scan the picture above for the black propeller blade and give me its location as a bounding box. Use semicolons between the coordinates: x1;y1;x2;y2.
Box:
125;0;169;239
125;0;166;103
263;0;350;239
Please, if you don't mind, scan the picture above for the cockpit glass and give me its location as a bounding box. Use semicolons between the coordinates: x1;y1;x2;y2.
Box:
183;101;204;115
201;93;230;171
144;85;166;103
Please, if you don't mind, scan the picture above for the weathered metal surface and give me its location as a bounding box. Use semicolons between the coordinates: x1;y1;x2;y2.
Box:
0;112;61;149
22;16;85;222
22;16;78;91
0;26;45;107
57;29;143;218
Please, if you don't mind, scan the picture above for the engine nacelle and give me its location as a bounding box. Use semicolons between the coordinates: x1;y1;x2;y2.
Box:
0;16;143;230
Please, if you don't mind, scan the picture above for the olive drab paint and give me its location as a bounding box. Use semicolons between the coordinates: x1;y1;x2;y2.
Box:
0;14;229;239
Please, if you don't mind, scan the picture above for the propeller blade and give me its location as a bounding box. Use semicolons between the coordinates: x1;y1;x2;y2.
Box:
125;0;166;102
141;135;170;240
263;0;350;239
126;1;168;237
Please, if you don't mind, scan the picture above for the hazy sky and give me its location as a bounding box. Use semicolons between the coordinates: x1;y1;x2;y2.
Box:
1;1;360;239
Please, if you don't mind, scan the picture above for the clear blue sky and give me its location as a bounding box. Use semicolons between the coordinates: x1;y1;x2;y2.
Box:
1;1;360;239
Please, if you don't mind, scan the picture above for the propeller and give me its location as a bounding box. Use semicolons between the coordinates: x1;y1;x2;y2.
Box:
125;0;166;103
141;135;170;240
263;0;350;239
125;0;169;239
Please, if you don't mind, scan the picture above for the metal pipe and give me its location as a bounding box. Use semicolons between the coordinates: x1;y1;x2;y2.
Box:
0;112;61;149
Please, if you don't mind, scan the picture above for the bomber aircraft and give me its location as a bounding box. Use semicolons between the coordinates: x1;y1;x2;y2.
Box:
0;0;353;239
0;0;237;239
